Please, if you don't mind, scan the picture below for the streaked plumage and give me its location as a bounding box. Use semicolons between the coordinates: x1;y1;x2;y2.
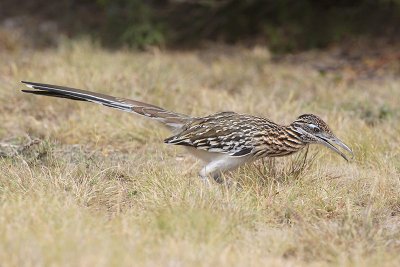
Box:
21;81;353;182
165;112;305;158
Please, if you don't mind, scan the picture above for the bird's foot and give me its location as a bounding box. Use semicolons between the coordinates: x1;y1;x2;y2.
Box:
198;171;230;185
212;173;225;184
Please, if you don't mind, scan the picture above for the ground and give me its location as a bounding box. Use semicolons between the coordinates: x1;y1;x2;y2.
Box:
1;39;400;267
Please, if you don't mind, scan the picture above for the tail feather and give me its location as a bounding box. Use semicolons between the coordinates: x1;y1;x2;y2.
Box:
21;81;190;129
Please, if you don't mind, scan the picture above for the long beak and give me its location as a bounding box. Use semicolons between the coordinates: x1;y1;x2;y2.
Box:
319;136;354;162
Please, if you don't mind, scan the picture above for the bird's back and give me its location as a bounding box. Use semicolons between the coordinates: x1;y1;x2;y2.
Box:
164;111;284;157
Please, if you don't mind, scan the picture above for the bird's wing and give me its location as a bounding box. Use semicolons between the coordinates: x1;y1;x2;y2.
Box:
165;112;278;157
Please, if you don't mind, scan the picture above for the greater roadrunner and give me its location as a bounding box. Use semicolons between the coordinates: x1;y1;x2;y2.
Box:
21;81;353;182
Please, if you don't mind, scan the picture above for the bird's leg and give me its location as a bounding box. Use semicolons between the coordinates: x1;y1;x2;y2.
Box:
199;168;217;185
198;174;224;184
212;173;225;184
198;156;251;184
198;176;212;186
199;161;225;184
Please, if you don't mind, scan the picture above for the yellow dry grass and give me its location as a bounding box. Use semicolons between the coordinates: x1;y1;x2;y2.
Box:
1;39;400;267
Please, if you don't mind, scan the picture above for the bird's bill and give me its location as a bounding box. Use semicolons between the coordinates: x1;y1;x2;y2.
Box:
319;136;354;161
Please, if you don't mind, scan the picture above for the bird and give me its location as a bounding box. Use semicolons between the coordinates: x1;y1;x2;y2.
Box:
21;81;353;183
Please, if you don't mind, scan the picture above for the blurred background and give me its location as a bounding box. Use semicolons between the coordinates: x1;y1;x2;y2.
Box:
1;0;400;51
2;0;400;82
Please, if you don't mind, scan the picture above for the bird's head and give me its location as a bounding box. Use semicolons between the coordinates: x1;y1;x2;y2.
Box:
291;114;353;161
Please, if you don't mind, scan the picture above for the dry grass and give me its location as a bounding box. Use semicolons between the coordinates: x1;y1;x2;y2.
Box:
1;39;400;267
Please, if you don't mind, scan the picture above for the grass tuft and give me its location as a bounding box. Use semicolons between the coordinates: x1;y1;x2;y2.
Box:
1;40;400;266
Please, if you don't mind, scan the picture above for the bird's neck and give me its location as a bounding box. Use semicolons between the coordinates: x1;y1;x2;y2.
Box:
282;124;308;148
252;124;306;159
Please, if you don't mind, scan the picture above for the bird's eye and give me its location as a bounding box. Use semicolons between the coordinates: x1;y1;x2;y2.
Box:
313;126;320;133
308;124;320;133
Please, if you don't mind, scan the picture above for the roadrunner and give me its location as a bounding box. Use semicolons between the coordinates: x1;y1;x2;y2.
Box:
21;81;353;182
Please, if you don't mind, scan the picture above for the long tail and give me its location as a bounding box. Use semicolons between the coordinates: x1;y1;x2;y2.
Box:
21;81;191;129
